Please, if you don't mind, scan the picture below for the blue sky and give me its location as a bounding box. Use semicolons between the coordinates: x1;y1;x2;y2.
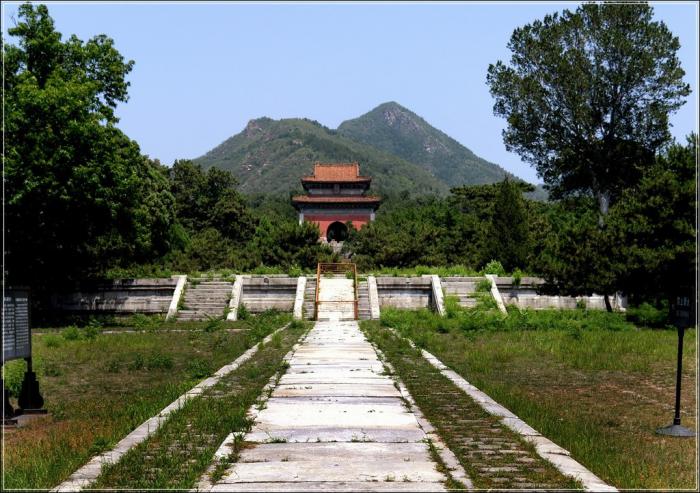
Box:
3;1;698;184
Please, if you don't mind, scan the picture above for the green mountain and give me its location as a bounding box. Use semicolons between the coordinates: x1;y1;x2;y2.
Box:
194;117;448;196
337;101;510;187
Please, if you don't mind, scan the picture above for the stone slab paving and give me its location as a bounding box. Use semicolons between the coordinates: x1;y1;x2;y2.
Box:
207;320;453;492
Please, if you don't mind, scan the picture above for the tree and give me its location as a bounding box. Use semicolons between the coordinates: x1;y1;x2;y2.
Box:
485;179;530;271
609;134;696;305
487;2;690;220
4;3;175;285
168;160;254;242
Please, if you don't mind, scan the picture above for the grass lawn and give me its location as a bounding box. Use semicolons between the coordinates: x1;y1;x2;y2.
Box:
92;320;308;489
377;306;697;489
362;322;579;489
2;311;291;490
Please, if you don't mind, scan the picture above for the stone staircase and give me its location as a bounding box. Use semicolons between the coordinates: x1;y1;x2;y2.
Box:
303;278;317;320
357;279;371;320
441;277;481;308
177;279;232;321
316;275;356;321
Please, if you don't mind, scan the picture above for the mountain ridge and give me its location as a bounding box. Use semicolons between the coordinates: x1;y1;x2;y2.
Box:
194;101;544;198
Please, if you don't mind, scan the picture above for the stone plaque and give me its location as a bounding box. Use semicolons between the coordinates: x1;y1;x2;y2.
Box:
3;289;31;362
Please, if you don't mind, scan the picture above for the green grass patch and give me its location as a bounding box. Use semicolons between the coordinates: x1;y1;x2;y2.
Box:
2;311;292;489
363;322;579;489
375;306;697;489
91;322;308;489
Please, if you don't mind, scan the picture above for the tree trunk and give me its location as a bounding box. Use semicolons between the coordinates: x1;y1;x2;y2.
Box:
604;293;613;312
597;191;610;228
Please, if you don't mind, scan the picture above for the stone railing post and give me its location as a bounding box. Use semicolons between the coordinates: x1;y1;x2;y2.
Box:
367;275;381;320
485;274;507;314
165;275;187;321
293;277;306;320
227;275;244;321
430;275;446;317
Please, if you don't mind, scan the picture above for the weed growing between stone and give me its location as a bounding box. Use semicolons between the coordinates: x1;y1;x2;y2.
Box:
372;307;698;489
90;321;308;489
1;311;292;489
362;322;580;490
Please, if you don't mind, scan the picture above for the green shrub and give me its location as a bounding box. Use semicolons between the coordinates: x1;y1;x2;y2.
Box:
512;268;523;286
146;352;174;370
127;353;145;371
444;295;461;318
2;360;26;397
237;303;250;321
287;264;302;277
43;335;62;348
482;260;506;276
187;358;213;379
476;279;492;292
626;302;669;328
62;326;81;341
84;324;101;340
204;318;223;333
129;313;163;331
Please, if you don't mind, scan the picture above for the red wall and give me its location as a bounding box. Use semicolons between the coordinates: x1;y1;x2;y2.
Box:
304;213;371;239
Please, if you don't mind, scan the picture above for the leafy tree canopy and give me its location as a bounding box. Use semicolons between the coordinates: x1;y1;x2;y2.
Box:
487;2;690;216
4;3;174;285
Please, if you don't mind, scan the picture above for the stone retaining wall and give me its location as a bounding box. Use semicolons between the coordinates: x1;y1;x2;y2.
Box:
240;276;298;313
50;278;177;314
375;277;434;310
493;276;626;311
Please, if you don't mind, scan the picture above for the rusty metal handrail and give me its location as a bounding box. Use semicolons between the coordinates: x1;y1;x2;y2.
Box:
353;263;358;320
314;263;321;320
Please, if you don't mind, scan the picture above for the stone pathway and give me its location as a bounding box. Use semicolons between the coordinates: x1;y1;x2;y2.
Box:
207;320;451;491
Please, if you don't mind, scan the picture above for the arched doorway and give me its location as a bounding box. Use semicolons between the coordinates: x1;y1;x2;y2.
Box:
326;221;348;241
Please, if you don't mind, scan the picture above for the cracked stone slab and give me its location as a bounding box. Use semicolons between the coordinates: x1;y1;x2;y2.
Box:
205;316;452;491
211;481;446;492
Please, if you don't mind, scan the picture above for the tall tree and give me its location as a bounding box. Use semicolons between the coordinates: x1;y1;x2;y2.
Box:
4;3;175;285
485;179;530;271
609;134;697;305
487;2;690;221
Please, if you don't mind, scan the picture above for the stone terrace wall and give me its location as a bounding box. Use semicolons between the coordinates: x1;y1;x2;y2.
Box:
441;277;483;309
375;276;434;310
494;277;626;311
240;275;298;314
50;278;177;314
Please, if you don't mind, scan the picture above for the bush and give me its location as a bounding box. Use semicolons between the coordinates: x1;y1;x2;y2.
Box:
512;268;523;286
129;313;163;331
204;318;223;333
626;302;669;328
84;323;101;340
127;353;145;371
43;335;62;348
287;264;302;277
187;358;213;379
482;260;506;276
62;326;81;341
237;303;250;321
146;352;174;370
444;295;461;319
2;360;26;397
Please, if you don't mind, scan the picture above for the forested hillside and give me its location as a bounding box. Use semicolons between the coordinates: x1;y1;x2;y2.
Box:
194;117;448;196
337;101;510;186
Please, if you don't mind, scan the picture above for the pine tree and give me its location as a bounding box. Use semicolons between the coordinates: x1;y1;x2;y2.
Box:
485;179;530;272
